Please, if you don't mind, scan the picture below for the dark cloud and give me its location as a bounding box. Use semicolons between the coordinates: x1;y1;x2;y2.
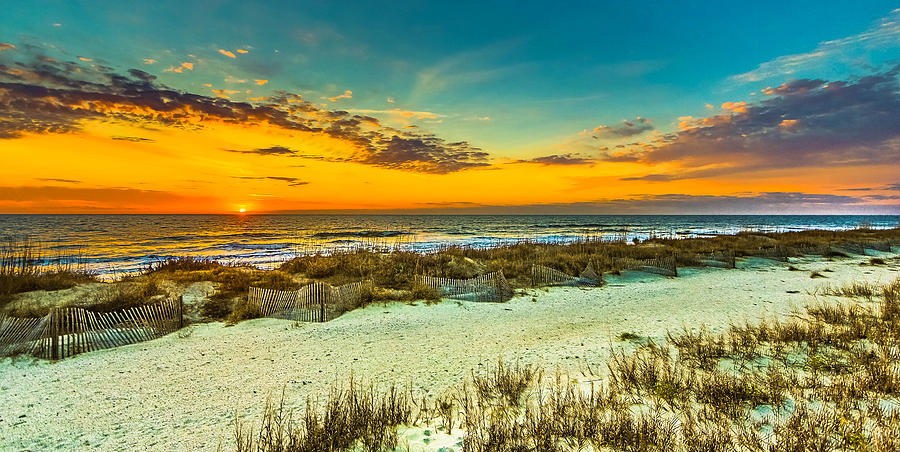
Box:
35;178;80;184
111;136;155;142
0;47;488;174
601;66;900;177
592;117;654;138
226;145;298;156
515;153;594;166
233;176;309;186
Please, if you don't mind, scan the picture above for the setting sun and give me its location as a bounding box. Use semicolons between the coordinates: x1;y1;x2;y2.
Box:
239;208;246;213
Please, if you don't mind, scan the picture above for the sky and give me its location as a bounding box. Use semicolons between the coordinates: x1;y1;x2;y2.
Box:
1;1;899;214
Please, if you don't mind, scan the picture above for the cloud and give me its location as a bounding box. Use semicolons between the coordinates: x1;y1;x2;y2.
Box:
591;117;653;138
78;57;92;62
515;153;594;166
254;79;268;85
328;90;352;102
226;146;298;156
164;62;193;73
0;50;489;174
0;185;213;213
142;58;156;64
218;49;236;59
35;178;80;184
732;9;900;83
111;136;155;142
236;49;249;54
599;65;900;179
0;43;16;52
233;176;308;186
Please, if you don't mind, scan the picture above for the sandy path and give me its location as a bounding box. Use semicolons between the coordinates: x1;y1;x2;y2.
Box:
1;253;897;450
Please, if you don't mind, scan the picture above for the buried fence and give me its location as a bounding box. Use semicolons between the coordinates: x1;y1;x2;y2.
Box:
699;249;736;269
531;262;604;287
415;272;514;303
0;297;183;360
610;254;679;277
247;281;371;322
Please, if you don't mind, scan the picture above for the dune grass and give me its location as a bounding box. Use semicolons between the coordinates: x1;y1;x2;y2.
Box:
277;227;899;290
235;277;900;451
0;237;96;308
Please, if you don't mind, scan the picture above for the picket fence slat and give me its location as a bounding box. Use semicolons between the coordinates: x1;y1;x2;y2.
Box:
0;297;183;361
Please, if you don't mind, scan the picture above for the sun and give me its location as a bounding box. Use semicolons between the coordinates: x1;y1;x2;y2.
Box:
238;208;246;213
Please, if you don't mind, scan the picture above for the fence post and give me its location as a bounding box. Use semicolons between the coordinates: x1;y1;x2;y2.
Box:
319;284;327;322
178;296;184;329
50;309;59;361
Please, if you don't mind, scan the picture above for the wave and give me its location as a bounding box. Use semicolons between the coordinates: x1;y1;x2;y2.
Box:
311;230;407;238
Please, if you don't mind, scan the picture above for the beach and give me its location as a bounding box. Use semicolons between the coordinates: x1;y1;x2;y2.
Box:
2;251;897;451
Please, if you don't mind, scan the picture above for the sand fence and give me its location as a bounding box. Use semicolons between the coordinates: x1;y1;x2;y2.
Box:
531;262;604;287
608;254;679;277
415;272;514;302
247;281;372;322
0;297;183;360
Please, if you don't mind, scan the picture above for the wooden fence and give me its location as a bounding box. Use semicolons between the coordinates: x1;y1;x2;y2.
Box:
0;297;183;360
751;246;792;262
700;249;736;269
247;281;371;322
611;254;678;277
415;272;514;302
531;262;604;287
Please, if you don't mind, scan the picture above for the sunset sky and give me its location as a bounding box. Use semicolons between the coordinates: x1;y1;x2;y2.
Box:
1;1;899;214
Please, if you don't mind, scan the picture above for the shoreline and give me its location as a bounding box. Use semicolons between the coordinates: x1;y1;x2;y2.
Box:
2;250;898;450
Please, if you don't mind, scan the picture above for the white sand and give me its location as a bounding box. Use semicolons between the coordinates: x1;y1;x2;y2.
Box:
1;253;898;451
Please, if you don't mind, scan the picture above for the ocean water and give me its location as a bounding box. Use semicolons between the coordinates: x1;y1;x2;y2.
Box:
0;214;897;278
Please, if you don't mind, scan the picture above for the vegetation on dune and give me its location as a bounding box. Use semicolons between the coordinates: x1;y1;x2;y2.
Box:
2;227;898;322
0;237;96;309
278;227;900;289
236;277;900;451
144;257;301;321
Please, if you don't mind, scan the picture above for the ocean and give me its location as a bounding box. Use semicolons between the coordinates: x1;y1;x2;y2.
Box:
0;214;897;278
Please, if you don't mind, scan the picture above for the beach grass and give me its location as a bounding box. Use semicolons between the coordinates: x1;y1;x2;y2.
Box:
235;277;900;451
0;237;96;308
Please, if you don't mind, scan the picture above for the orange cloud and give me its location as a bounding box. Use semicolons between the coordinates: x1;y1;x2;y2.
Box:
328;90;352;102
0;43;16;52
165;62;194;73
78;57;92;62
721;101;748;113
218;49;237;58
143;58;156;64
236;49;249;54
254;79;268;85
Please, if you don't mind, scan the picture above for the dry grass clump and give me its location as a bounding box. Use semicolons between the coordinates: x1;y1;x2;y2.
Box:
814;280;881;299
147;257;300;320
0;237;95;307
235;381;415;452
237;276;900;451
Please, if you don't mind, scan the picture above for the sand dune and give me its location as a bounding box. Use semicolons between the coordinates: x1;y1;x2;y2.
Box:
1;253;897;451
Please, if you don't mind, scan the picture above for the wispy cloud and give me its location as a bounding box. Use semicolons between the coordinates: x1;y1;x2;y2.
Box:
328;90;352;102
164;62;193;73
590;117;654;138
514;153;594;166
218;49;236;59
233;176;309;186
732;9;900;83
